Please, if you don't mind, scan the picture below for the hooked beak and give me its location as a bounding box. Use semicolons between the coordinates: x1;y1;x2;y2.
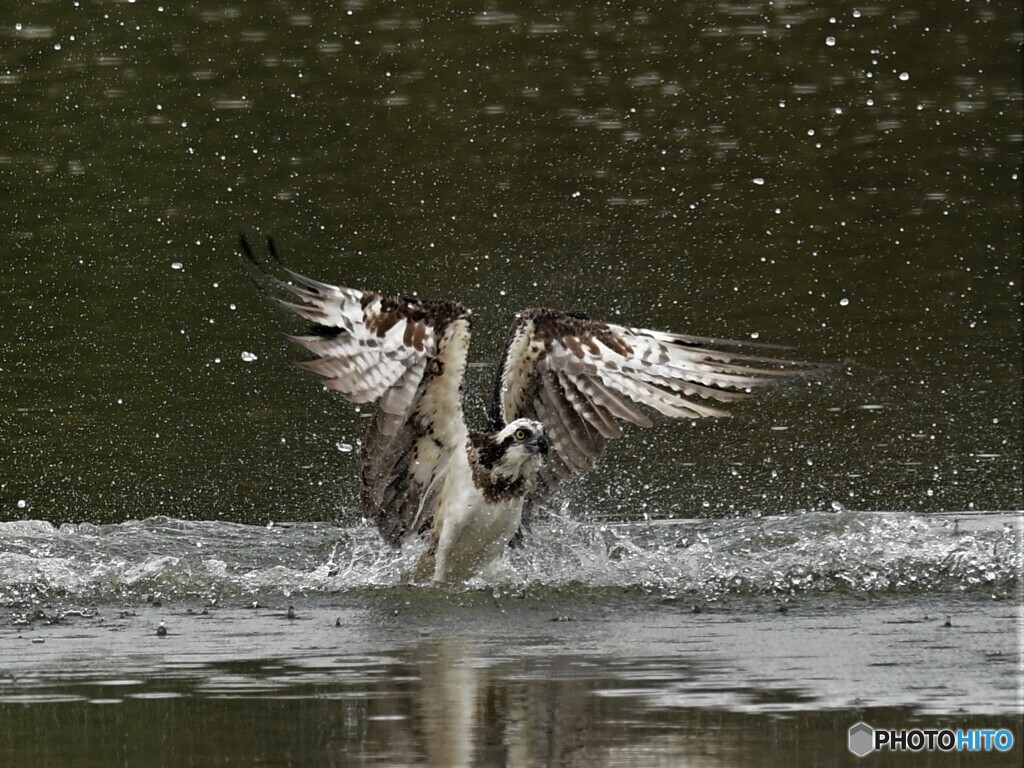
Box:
531;434;550;457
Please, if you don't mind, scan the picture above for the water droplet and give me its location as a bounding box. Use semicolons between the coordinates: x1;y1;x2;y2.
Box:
171;262;183;270
839;297;850;306
825;36;836;47
241;351;258;362
753;177;765;186
899;71;910;81
336;442;354;453
17;499;27;509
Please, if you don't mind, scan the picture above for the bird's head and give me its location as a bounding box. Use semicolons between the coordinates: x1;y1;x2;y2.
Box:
471;418;549;488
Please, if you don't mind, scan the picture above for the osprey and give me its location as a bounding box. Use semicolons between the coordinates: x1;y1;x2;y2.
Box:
241;236;828;582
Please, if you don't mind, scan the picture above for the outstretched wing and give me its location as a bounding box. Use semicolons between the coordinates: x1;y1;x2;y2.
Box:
241;235;472;545
490;308;831;517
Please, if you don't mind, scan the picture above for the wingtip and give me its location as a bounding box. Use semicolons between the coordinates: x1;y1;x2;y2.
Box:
238;232;258;266
267;235;283;265
239;233;288;280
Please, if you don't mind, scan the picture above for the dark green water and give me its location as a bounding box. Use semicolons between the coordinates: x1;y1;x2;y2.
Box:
1;1;1021;765
2;0;1020;523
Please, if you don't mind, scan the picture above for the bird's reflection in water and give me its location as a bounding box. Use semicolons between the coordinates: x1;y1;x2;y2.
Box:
357;633;903;767
417;638;477;768
363;636;598;768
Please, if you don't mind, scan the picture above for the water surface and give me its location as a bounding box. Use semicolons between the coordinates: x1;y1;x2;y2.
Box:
1;510;1022;766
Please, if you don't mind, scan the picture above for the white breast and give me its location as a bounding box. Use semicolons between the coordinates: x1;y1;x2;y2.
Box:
425;452;524;582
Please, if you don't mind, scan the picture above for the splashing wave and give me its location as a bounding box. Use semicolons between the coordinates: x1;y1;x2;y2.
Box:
0;511;1018;606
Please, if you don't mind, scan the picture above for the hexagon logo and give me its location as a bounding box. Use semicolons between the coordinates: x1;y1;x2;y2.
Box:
848;721;875;757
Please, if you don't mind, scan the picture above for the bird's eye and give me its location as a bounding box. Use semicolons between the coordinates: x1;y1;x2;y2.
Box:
513;428;528;441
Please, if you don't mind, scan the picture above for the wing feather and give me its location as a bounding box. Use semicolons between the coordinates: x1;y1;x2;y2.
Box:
556;372;622;439
575;374;653;428
241;235;471;546
490;308;831;520
538;373;599;470
597;368;731;419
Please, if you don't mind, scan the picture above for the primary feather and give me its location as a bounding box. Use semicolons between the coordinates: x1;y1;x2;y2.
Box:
241;236;831;581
